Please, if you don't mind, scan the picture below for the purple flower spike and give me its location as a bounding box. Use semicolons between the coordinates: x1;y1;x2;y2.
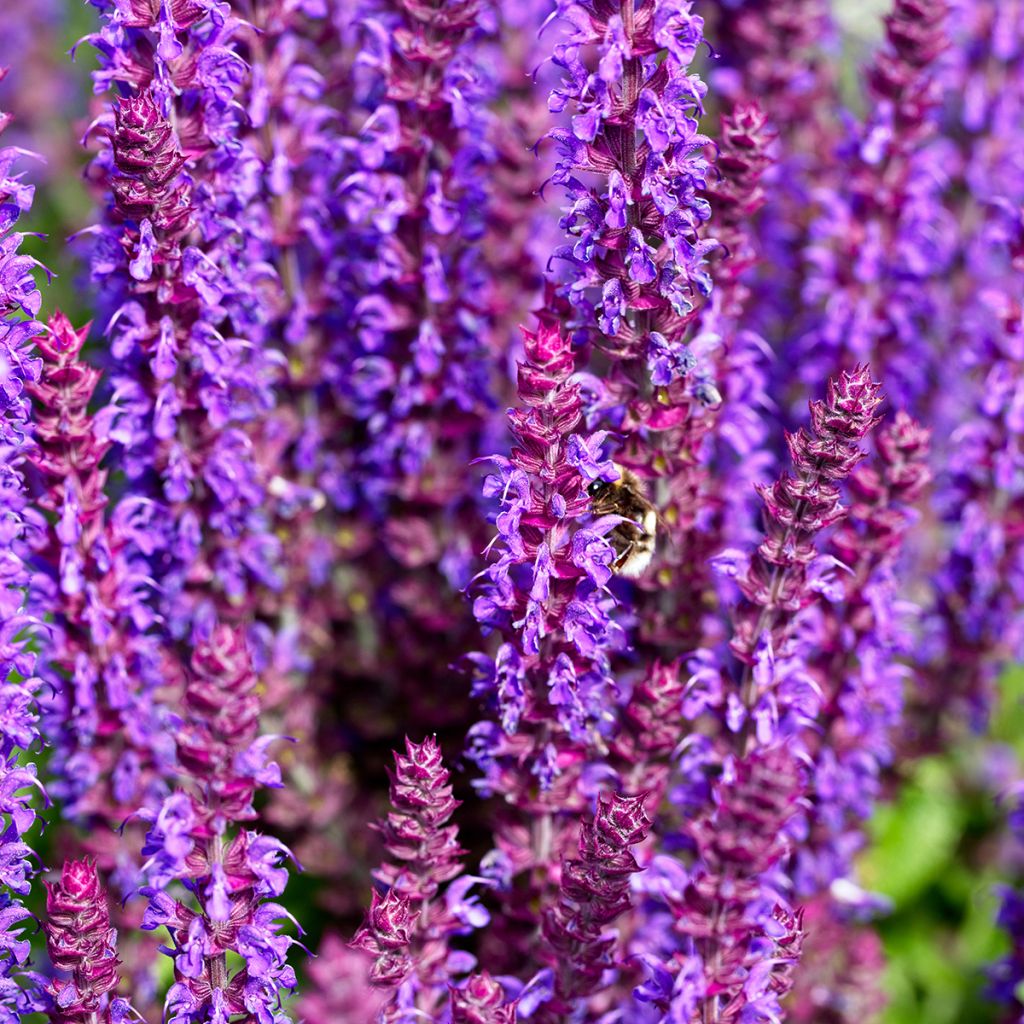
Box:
374;736;464;903
731;366;884;665
465;308;629;969
85;2;283;643
0;65;49;1022
139;626;299;1024
43;859;129;1024
26;311;172;844
790;0;951;410
534;794;652;1020
640;749;806;1024
353;736;487;1016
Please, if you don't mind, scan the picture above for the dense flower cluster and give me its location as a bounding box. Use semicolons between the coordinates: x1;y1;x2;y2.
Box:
352;736;485;1018
538;793;652;1020
795;412;932;897
0;70;48;1023
791;0;953;411
0;1;1023;1022
25;311;171;835
468;309;622;795
42;858;127;1023
139;626;299;1024
620;366;886;1022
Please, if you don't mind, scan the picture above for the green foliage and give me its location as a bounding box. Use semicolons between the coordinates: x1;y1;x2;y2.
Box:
859;665;1024;1023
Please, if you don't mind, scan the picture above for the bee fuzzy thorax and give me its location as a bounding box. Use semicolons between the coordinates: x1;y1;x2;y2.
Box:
586;465;658;578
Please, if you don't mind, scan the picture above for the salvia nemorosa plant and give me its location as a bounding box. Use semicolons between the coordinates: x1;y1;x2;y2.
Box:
25;311;172;843
42;858;128;1024
1;0;1023;1020
0;69;48;1023
139;625;300;1023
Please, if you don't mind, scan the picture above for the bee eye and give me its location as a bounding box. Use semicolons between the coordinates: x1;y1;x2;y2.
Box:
587;480;606;497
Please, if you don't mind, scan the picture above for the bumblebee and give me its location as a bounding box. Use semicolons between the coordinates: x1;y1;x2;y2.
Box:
587;464;657;578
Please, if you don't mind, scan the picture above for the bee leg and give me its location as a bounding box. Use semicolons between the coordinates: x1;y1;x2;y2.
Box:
615;532;655;579
612;539;636;571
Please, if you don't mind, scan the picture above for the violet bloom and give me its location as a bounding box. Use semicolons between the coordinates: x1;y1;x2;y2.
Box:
534;794;652;1021
942;219;1024;1014
139;626;300;1024
0;70;49;1023
340;0;499;504
467;309;624;806
917;3;1024;733
43;858;131;1024
548;0;715;346
672;748;805;1024
793;412;932;899
269;0;531;887
25;311;174;841
545;0;720;506
626;367;885;1020
793;0;953;411
84;3;282;638
352;737;498;1019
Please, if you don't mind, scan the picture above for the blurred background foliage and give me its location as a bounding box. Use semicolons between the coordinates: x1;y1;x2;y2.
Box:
861;666;1024;1024
3;2;1022;1022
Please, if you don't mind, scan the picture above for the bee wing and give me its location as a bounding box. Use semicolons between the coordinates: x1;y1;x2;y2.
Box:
589;513;630;535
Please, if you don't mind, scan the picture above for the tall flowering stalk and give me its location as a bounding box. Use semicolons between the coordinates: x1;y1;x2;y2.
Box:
469;310;624;792
85;2;281;638
269;0;521;882
42;858;129;1024
643;748;806;1023
547;0;720;493
912;4;1024;735
0;71;48;1022
793;0;953;411
628;367;885;1021
549;0;715;356
729;367;884;672
341;0;498;505
467;304;644;978
352;737;493;1018
793;412;932;899
25;311;173;846
535;793;651;1021
953;227;1024;1012
139;626;300;1024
